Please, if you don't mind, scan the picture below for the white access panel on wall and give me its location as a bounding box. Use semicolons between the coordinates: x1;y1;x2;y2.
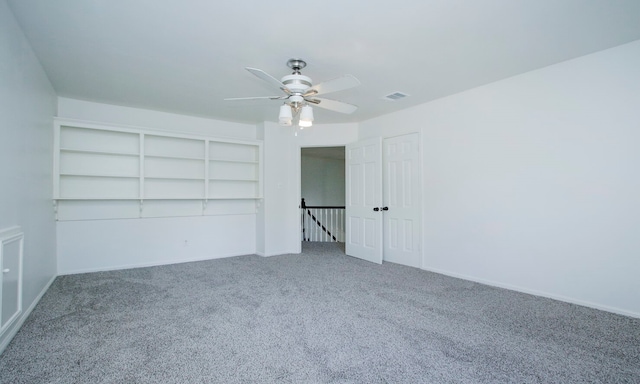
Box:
0;226;23;338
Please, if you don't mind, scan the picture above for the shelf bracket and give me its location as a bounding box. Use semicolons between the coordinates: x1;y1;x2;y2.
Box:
202;199;208;214
53;200;58;221
139;199;144;217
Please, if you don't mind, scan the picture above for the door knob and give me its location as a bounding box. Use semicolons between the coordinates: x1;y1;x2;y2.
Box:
373;207;379;211
382;207;389;211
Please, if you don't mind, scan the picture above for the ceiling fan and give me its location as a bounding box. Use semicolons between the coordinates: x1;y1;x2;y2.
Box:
225;59;360;127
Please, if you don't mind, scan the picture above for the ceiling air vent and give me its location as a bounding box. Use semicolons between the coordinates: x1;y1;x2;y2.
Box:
383;91;409;101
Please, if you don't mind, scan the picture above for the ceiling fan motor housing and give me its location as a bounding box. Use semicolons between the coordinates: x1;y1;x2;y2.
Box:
281;74;312;94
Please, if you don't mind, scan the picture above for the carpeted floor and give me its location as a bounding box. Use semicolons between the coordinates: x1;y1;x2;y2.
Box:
0;242;638;383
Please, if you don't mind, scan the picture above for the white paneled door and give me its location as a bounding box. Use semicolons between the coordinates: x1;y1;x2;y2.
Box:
383;133;422;268
345;138;383;264
345;133;421;267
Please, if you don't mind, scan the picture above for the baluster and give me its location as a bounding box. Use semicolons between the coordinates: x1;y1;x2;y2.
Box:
331;209;335;242
328;209;332;242
323;208;327;242
340;209;343;242
312;209;317;241
308;209;313;241
330;209;334;242
318;209;327;241
323;209;327;242
338;209;341;242
325;209;331;241
336;209;339;242
340;209;344;242
337;209;341;242
328;209;331;242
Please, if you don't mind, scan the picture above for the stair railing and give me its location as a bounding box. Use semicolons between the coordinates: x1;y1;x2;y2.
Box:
301;198;345;242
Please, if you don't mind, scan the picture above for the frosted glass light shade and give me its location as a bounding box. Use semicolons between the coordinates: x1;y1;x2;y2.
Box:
279;104;292;126
299;105;313;127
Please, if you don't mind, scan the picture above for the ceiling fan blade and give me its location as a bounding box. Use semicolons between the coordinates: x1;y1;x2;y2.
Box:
245;67;288;92
224;96;285;101
311;74;360;96
310;97;358;114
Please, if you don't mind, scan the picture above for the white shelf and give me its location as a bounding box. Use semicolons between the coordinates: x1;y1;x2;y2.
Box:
209;158;259;164
144;176;206;181
60;173;140;178
209;178;258;181
207;197;263;200
145;154;205;161
60;148;139;157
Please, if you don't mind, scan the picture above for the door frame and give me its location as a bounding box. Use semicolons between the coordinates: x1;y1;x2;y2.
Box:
296;144;348;254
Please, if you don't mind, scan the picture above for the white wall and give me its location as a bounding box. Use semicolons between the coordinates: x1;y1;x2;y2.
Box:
360;40;640;317
256;122;297;256
301;154;345;206
257;123;357;256
55;99;259;274
57;215;255;274
0;1;57;352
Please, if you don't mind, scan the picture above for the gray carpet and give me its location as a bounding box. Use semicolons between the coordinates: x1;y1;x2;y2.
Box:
0;242;638;383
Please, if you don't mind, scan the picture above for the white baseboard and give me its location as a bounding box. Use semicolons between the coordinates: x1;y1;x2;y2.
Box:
421;265;640;319
256;250;297;257
0;274;56;355
255;250;302;257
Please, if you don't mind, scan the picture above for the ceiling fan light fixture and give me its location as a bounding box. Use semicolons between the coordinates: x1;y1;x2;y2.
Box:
299;105;313;128
279;104;292;126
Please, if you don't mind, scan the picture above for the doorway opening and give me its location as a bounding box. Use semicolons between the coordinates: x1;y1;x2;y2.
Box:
300;146;346;243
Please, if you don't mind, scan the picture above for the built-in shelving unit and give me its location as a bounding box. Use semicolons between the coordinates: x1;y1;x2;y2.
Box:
53;119;263;220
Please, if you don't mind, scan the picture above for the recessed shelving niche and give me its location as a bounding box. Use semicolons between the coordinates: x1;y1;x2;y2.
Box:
53;119;263;220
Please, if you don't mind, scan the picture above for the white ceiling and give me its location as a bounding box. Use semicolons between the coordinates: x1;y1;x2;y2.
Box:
7;0;640;125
